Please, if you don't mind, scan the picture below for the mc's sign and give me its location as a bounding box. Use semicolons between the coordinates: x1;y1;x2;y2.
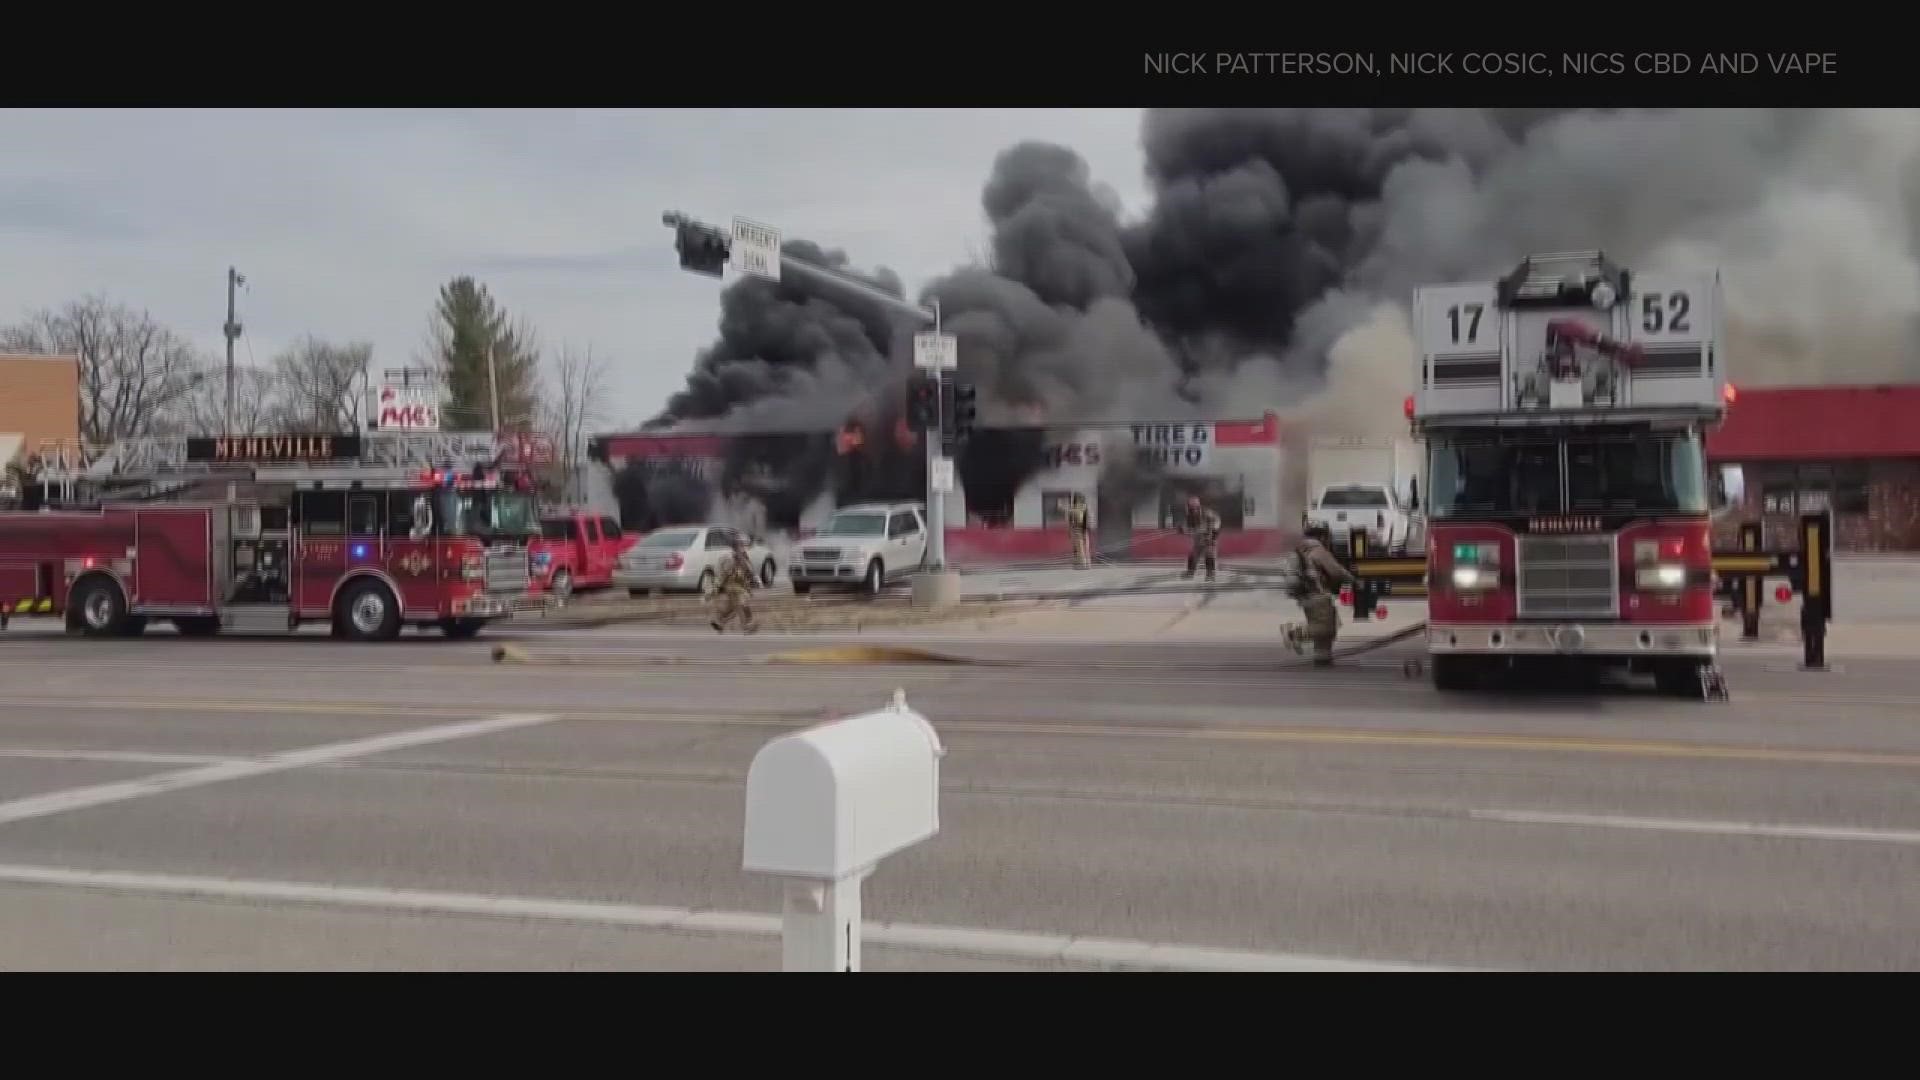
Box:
377;384;441;431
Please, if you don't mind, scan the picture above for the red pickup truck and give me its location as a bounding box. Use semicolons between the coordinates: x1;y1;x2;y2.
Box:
529;510;636;598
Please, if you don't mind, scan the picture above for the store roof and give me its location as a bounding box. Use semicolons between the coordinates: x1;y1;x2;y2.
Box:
1706;384;1920;461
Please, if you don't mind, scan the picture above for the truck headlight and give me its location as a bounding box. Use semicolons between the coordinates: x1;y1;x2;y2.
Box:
1636;563;1687;590
1452;566;1490;590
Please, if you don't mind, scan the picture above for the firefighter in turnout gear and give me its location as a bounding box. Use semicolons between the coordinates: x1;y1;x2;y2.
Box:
1181;495;1221;581
1287;525;1355;666
710;534;759;634
1066;494;1092;569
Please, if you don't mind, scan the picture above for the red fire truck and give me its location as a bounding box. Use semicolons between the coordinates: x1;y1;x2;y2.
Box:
0;431;541;640
1405;251;1739;695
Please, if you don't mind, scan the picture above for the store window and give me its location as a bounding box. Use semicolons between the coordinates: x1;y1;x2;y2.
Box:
1753;461;1869;515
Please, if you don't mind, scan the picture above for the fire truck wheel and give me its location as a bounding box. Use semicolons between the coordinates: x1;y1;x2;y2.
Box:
1430;655;1479;692
68;576;129;637
1652;660;1706;697
549;570;573;599
336;579;401;641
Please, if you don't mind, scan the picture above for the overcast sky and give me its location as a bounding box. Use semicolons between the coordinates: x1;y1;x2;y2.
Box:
0;108;1150;430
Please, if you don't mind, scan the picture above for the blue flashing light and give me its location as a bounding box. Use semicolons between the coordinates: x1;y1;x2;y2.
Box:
350;543;370;560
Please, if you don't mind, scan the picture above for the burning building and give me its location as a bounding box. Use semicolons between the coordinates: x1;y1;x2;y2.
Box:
588;409;1297;563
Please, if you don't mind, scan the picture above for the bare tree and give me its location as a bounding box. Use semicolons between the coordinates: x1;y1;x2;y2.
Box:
268;336;374;433
0;295;209;442
172;364;283;436
539;343;610;504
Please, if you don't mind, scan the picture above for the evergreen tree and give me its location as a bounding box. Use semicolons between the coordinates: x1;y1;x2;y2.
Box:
426;277;540;431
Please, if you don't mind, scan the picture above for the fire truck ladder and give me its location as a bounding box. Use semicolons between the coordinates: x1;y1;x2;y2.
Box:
29;431;515;494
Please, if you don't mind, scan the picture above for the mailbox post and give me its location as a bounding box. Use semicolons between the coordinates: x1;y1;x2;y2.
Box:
743;689;945;971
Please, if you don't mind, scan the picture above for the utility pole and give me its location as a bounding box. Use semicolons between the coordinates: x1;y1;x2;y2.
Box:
222;267;245;431
486;342;502;431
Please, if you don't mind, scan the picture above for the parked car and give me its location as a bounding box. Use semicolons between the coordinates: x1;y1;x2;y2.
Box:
614;524;779;596
530;510;636;598
788;502;927;596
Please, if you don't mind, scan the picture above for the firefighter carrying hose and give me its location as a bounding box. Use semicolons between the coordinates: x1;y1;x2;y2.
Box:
710;534;760;634
1287;524;1355;667
1180;494;1221;582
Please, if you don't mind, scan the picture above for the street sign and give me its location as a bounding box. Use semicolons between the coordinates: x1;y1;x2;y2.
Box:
914;331;958;371
731;217;782;282
930;456;955;493
377;383;441;431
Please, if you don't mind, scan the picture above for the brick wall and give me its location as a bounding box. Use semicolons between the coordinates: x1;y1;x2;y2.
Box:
1713;457;1920;553
0;353;81;458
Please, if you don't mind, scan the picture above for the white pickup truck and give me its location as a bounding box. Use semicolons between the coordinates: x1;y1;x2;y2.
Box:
1304;439;1423;556
788;501;929;596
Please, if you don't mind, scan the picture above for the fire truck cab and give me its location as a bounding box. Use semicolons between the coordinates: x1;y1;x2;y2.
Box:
1409;251;1738;694
0;431;541;641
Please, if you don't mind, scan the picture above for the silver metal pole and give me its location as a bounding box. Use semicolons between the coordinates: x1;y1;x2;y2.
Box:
925;298;945;570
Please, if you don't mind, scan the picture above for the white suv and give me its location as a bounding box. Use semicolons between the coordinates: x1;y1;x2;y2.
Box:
790;502;928;596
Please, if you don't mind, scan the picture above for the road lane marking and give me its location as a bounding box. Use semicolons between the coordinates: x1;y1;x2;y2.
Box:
0;748;241;766
3;697;1919;769
0;863;1471;972
0;714;561;827
1471;809;1920;845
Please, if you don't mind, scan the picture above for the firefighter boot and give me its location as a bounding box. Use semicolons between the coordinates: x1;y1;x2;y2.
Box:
1312;637;1335;667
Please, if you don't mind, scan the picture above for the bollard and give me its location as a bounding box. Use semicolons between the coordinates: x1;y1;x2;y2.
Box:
742;689;944;971
1797;511;1832;672
1738;521;1762;642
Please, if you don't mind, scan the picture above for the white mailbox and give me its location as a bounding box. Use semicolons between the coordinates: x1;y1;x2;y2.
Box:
744;689;943;879
742;689;945;971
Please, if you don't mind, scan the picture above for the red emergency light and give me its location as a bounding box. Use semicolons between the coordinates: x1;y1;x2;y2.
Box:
1403;395;1415;419
1723;383;1739;405
1775;585;1793;603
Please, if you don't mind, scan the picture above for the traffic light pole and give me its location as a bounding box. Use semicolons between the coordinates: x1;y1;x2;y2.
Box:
663;211;959;596
923;300;946;571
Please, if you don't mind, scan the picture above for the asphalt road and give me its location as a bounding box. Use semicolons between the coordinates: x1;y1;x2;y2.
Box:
1;618;1917;971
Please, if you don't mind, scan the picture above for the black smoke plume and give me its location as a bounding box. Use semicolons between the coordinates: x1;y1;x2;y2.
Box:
610;458;712;533
633;108;1920;530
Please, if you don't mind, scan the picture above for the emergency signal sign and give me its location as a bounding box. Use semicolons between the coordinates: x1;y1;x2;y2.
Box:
377;384;441;431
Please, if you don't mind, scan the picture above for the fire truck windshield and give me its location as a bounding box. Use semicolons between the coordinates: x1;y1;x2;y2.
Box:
1429;431;1707;518
438;489;539;540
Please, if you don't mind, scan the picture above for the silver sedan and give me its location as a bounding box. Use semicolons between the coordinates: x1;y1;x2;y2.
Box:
613;524;780;596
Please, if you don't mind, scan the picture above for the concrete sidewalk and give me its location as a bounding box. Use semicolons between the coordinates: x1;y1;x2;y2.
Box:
965;601;1426;643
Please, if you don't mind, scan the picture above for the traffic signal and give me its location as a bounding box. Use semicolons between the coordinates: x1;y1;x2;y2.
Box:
950;382;977;441
675;222;731;277
904;373;938;432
